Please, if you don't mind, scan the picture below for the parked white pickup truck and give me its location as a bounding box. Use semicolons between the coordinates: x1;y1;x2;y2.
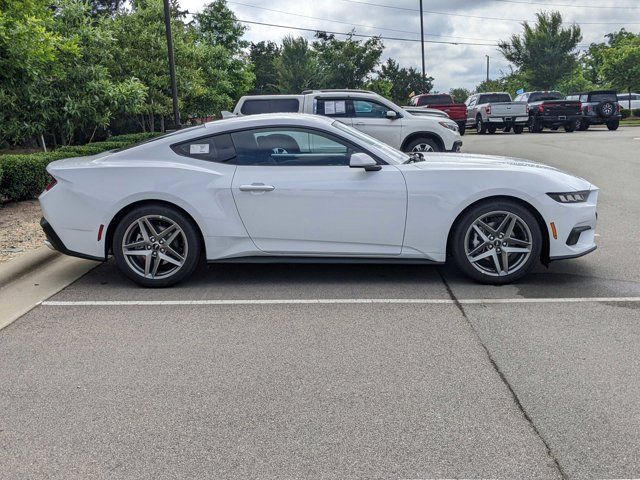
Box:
464;92;528;134
231;90;462;153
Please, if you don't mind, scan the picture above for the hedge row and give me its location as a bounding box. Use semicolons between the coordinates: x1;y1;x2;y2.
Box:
0;132;162;202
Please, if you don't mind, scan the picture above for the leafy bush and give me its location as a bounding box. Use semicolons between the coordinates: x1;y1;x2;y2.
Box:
633;108;640;117
0;132;164;202
621;109;631;119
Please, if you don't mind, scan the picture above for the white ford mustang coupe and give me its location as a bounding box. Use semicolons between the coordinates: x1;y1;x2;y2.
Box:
40;114;598;287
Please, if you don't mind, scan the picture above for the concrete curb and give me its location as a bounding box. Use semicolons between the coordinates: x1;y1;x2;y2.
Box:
0;246;59;290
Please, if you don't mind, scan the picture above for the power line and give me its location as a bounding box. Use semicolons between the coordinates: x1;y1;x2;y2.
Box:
493;0;639;9
334;0;640;24
238;19;499;46
227;1;501;42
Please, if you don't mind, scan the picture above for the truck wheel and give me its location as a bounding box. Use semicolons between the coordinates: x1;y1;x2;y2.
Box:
503;126;511;133
476;116;487;134
606;120;619;131
551;126;559;131
564;121;576;132
458;124;466;136
405;137;441;153
513;125;524;134
488;126;497;134
577;118;589;131
528;116;543;133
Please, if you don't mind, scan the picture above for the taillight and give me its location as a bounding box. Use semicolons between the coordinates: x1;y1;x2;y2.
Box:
577;102;582;112
485;105;491;115
45;177;57;191
526;104;529;114
616;103;620;113
539;104;545;113
587;105;593;112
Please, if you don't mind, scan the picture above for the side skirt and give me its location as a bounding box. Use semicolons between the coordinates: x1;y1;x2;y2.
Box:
209;256;444;265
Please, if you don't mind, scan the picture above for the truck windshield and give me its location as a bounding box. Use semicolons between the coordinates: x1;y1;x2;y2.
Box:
420;95;452;105
479;94;511;103
530;92;563;102
331;121;408;165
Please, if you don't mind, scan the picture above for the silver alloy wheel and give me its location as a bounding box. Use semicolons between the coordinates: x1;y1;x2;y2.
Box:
464;210;533;277
411;142;434;153
122;215;188;279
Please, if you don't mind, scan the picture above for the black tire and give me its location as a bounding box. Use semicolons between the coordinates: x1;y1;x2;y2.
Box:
113;204;202;287
404;137;441;153
564;121;576;132
606;120;619;131
476;116;487;134
458;124;466;136
578;119;590;131
503;126;511;133
488;126;497;134
551;126;559;131
596;101;615;118
528;116;543;133
450;199;542;285
513;125;524;134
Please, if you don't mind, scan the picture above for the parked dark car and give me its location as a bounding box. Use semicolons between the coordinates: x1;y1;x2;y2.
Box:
566;90;621;131
514;91;582;133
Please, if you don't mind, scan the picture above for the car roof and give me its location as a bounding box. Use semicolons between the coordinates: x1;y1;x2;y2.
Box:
204;113;335;132
568;90;617;95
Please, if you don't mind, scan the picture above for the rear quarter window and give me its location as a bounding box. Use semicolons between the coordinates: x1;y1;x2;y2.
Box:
240;98;300;115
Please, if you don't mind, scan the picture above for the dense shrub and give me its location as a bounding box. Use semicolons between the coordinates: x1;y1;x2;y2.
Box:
621;109;631;119
0;132;164;202
633;108;640;117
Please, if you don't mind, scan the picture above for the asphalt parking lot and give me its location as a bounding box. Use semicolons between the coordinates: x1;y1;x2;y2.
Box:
2;126;640;479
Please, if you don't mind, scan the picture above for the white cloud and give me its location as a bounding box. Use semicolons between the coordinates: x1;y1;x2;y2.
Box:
182;0;639;91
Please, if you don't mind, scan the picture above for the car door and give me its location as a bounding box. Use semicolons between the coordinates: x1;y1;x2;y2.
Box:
350;99;403;148
230;127;407;256
466;95;477;125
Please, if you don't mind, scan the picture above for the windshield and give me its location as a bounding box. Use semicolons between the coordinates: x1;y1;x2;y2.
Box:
479;93;511;103
331;120;408;165
530;92;563;102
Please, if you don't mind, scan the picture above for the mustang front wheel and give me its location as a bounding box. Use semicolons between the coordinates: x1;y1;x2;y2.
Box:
113;205;201;287
451;200;542;284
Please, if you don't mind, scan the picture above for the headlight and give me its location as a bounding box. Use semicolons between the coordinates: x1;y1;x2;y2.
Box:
547;191;590;203
438;121;459;132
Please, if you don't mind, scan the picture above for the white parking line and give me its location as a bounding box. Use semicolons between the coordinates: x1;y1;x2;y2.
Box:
41;297;640;306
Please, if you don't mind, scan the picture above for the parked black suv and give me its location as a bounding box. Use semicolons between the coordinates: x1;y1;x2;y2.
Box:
566;90;621;131
515;91;582;133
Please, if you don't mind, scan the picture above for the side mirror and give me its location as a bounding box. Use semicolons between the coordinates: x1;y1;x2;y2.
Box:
385;110;399;119
350;152;381;171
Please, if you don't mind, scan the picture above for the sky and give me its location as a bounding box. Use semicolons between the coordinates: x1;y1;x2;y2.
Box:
181;0;640;92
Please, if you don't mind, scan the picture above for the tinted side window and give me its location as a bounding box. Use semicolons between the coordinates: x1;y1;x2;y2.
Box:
240;98;300;115
590;92;617;102
353;100;391;118
231;128;362;167
171;134;236;163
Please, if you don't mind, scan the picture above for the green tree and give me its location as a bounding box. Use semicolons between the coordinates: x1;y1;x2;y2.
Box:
249;41;281;94
449;87;471;103
498;11;582;90
474;79;505;93
376;58;433;104
601;37;640;109
313;32;383;89
275;36;318;93
194;0;246;52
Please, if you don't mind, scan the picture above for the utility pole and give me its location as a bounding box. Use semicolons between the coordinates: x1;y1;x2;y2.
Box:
486;55;490;82
419;0;426;82
163;0;181;128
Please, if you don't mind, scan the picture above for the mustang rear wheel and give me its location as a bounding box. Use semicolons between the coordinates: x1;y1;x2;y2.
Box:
113;205;201;287
450;200;542;284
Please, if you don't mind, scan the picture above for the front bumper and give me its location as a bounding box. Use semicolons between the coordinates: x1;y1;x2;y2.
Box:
40;217;105;262
447;140;463;152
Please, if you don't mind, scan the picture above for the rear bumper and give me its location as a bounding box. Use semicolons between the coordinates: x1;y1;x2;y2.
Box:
540;114;581;126
487;116;528;126
582;114;622;125
40;217;105;262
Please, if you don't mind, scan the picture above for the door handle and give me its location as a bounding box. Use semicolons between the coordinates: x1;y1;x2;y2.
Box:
239;183;275;192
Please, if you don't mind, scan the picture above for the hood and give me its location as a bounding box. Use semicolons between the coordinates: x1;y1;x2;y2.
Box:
410;153;592;191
